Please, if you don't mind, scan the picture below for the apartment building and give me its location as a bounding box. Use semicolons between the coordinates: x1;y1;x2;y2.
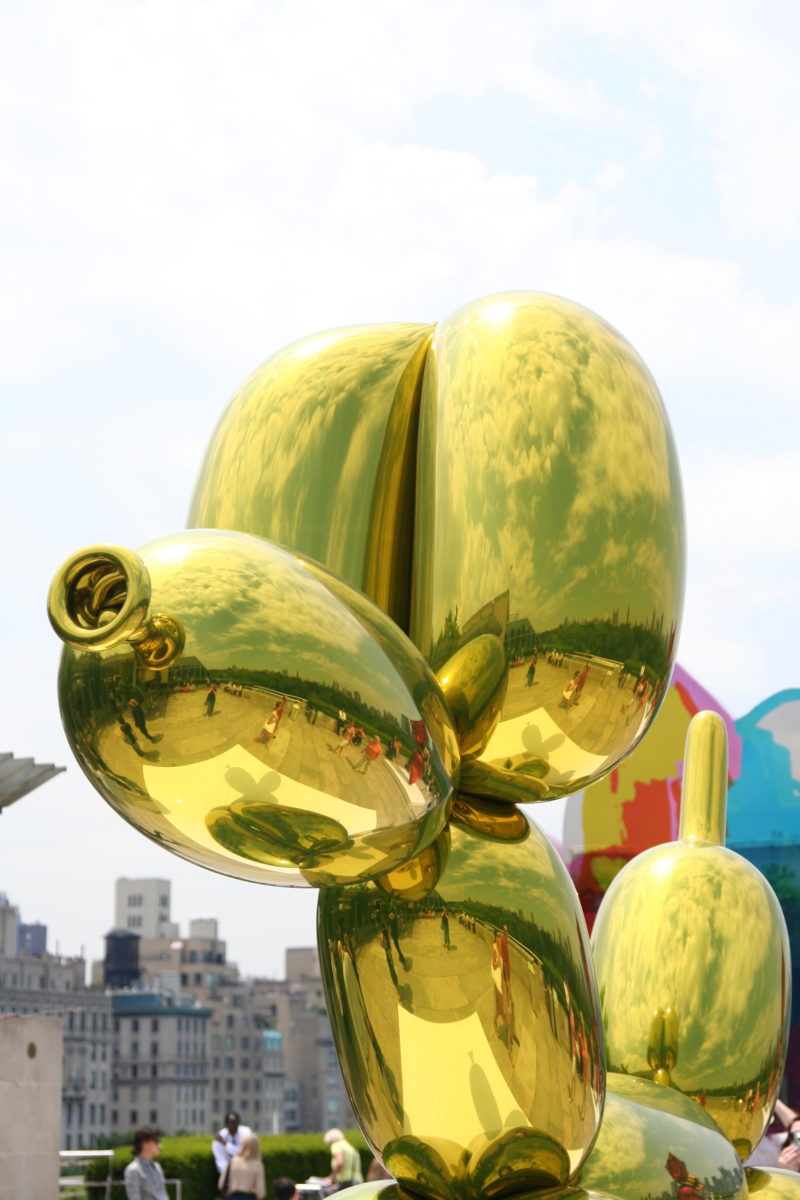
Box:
111;992;211;1135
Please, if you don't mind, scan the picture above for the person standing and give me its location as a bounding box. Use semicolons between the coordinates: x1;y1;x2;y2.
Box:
212;1111;253;1177
205;681;217;717
123;1127;168;1200
219;1133;266;1199
324;1128;364;1191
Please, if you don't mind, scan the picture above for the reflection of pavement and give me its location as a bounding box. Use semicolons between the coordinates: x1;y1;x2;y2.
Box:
488;660;651;779
357;914;599;1161
95;690;430;832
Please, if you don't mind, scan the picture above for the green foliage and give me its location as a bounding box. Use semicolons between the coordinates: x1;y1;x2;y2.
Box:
84;1131;371;1200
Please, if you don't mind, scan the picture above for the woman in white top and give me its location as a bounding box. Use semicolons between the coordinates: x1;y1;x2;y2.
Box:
221;1133;266;1200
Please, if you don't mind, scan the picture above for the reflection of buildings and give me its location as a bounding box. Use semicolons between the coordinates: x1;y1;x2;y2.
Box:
505;617;536;659
462;591;510;642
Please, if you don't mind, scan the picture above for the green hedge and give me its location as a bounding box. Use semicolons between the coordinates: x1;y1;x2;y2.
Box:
85;1130;371;1200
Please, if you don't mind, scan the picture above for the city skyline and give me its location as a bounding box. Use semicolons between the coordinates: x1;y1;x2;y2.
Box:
2;0;799;984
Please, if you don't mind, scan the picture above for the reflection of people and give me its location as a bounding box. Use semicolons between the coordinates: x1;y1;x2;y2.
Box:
118;717;145;757
354;734;383;773
386;736;401;761
560;673;579;708
410;718;428;746
123;1127;168;1200
441;907;451;949
491;931;506;1029
572;665;589;704
256;700;284;743
324;1128;364;1191
205;682;217;717
408;746;428;785
212;1111;253;1175
331;722;355;755
526;659;536;686
128;698;157;742
220;1133;266;1199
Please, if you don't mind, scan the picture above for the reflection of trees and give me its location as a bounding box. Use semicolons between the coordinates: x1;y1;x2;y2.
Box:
205;663;408;735
538;616;675;678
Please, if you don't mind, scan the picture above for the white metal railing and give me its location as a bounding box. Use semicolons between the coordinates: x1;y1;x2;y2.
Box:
58;1150;182;1199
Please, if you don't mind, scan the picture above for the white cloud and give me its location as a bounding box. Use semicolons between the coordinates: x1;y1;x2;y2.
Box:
0;0;798;974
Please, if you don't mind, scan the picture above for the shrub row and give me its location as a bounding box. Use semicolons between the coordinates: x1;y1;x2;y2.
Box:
85;1130;371;1200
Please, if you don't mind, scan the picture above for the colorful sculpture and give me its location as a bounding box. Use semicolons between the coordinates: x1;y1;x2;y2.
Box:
48;292;796;1200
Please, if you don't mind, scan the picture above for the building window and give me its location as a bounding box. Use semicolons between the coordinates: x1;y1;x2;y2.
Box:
130;1110;138;1125
151;1019;159;1033
150;1109;158;1122
132;1019;139;1033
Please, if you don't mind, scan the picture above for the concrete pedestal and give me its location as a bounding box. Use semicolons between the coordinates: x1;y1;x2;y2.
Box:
0;1015;62;1198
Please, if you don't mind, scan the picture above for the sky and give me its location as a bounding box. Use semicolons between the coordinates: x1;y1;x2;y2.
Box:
1;0;799;980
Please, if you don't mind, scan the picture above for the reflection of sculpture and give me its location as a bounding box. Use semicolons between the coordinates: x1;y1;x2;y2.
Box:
48;293;798;1200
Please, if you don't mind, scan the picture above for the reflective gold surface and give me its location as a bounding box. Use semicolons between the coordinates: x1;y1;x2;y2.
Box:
317;799;604;1199
578;1073;746;1200
437;634;508;760
188;323;433;633
412;292;684;802
52;529;456;886
747;1168;800;1200
46;543;185;669
592;711;791;1158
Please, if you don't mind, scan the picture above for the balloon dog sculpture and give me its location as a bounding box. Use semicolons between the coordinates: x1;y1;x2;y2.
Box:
48;293;795;1200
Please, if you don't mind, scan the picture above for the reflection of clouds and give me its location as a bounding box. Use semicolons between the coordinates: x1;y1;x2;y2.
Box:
594;845;788;1089
583;1086;741;1198
188;323;432;593
143;531;416;715
419;293;683;641
444;814;590;956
